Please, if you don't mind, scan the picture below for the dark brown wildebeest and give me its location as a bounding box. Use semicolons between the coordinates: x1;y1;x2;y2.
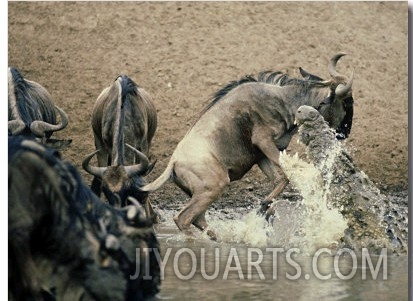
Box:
82;75;158;218
141;53;355;239
8;66;72;149
8;136;160;301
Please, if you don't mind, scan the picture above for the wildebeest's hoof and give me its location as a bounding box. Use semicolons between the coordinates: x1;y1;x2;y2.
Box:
257;200;273;216
206;229;217;241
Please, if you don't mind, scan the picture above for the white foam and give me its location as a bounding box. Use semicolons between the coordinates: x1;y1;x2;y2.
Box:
279;149;347;253
208;210;275;247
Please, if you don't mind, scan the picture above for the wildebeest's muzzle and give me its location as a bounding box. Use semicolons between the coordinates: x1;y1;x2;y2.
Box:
335;96;354;140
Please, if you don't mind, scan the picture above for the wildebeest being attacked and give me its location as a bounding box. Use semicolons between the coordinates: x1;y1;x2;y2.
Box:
141;53;355;240
82;75;158;218
8;136;160;301
8;66;72;149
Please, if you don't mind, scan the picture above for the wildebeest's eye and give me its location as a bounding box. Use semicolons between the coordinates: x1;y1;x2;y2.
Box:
322;93;334;105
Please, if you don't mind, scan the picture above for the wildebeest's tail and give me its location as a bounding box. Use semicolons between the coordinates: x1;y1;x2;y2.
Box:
140;159;175;192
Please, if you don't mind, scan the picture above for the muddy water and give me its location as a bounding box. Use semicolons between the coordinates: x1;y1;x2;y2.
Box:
153;219;407;301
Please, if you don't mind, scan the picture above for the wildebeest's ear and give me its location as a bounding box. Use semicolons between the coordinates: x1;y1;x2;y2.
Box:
43;138;72;149
299;67;324;81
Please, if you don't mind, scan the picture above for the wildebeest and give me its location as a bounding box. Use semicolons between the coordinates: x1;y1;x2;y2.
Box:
8;66;72;148
9;136;160;301
82;75;158;218
140;53;355;239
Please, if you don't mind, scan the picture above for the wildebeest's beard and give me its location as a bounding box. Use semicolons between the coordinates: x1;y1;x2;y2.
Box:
326;95;353;140
335;96;354;140
316;88;354;140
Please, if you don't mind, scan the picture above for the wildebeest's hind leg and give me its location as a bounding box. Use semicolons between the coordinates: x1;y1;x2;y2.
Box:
174;193;221;241
192;212;217;240
172;163;229;240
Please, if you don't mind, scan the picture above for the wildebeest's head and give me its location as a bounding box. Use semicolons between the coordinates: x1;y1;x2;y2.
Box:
8;67;72;148
82;143;151;208
299;53;354;140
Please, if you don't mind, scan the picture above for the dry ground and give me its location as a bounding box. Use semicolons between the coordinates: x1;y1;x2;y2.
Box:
8;2;408;210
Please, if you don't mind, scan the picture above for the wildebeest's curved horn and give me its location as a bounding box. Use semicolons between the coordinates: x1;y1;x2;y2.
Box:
328;52;347;79
8;120;26;135
82;150;107;178
30;106;69;137
124;143;149;177
335;70;354;97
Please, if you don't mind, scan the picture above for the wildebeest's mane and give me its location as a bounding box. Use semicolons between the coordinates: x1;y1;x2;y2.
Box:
201;75;257;114
9;137;96;285
10;67;53;126
10;67;36;125
202;70;329;114
184;69;332;133
258;70;329;89
10;137;92;223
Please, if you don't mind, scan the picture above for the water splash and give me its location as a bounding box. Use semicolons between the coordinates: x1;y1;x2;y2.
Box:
157;209;274;247
277;149;348;253
204;145;346;251
208;210;275;247
210;144;349;250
